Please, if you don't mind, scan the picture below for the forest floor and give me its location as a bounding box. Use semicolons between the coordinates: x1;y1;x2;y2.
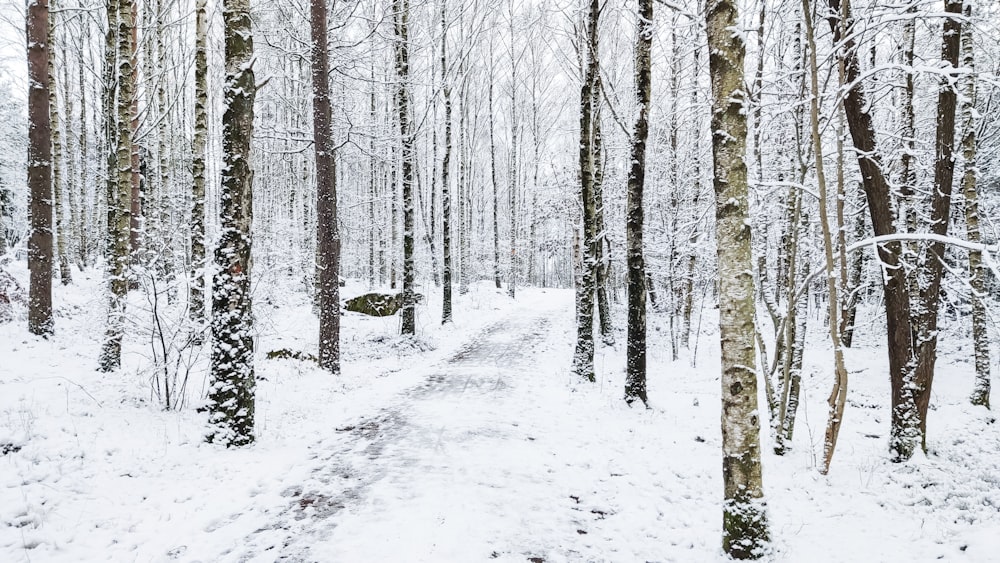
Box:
1;264;999;562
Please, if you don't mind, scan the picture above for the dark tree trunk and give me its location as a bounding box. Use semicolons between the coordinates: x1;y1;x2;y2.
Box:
825;0;916;462
311;0;340;373
27;0;54;336
624;0;652;406
911;0;963;448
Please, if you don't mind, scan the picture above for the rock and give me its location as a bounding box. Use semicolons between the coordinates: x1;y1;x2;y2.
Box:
0;269;25;324
343;292;424;317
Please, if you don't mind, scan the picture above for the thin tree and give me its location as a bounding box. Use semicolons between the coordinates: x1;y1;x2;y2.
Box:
394;0;416;335
507;4;518;300
311;0;340;373
961;3;990;409
801;0;849;474
440;0;454;324
623;0;652;405
706;0;769;555
208;0;257;446
27;0;54;336
190;0;208;322
49;5;71;285
572;0;600;384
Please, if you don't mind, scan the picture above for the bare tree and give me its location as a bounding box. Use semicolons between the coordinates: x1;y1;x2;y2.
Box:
312;0;341;372
27;0;54;336
189;0;209;322
394;0;416;335
623;0;652;406
961;3;990;409
208;0;257;446
707;0;769;555
98;0;135;371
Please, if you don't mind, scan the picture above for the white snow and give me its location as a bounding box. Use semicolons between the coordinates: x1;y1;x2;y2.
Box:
1;263;998;562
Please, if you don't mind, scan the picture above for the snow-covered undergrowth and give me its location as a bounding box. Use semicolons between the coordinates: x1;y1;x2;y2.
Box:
1;263;997;562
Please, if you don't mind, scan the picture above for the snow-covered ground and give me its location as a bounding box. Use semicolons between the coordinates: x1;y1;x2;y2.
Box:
1;264;998;562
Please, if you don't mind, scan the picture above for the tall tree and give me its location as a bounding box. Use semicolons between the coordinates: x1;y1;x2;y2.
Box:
49;5;71;285
395;0;416;335
572;0;600;384
440;0;454;324
98;0;135;371
623;0;652;405
190;0;209;322
507;4;518;300
27;0;54;336
706;0;768;556
824;0;963;462
311;0;341;373
208;0;257;446
801;0;849;474
961;3;990;409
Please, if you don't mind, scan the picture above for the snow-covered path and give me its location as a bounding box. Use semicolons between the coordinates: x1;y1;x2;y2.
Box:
234;296;676;562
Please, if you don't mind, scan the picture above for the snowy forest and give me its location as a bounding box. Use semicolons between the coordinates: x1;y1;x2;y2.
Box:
0;0;999;559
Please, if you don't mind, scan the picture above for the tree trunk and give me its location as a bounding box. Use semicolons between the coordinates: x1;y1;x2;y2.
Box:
507;11;517;300
592;82;613;345
707;0;769;555
312;0;340;373
624;0;652;406
128;1;140;264
190;0;208;322
208;0;257;446
440;1;453;324
572;0;600;384
49;7;71;285
681;42;702;351
825;0;917;462
960;4;989;409
27;0;54;336
395;0;416;335
98;0;135;371
489;33;501;290
802;0;850;475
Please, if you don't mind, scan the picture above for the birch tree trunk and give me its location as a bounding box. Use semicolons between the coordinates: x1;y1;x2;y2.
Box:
48;8;71;285
572;0;600;384
98;0;135;371
312;0;340;373
623;0;652;406
961;4;990;409
490;33;501;290
189;0;208;322
507;9;517;300
707;0;768;554
27;0;54;336
394;0;416;335
440;2;454;323
208;0;256;446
